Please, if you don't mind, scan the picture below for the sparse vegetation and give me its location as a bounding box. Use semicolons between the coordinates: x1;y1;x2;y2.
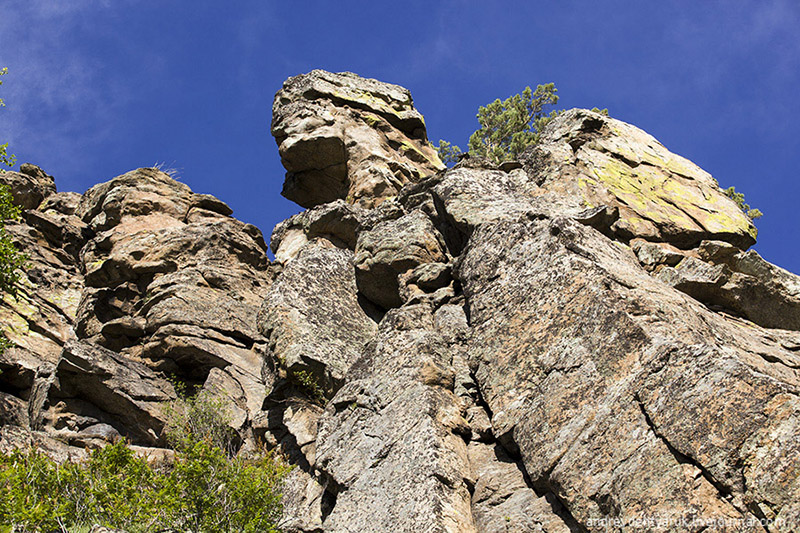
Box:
288;368;326;405
0;390;291;532
0;184;25;296
724;185;763;220
0;68;14;170
163;388;239;456
437;83;561;165
0;67;26;357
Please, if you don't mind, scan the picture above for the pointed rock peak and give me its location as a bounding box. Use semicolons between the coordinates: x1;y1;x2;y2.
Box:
272;70;444;210
527;108;758;249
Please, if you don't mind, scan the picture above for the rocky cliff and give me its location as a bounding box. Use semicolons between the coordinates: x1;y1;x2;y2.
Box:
2;70;800;532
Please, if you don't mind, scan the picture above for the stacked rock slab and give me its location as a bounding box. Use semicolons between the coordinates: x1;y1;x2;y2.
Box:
71;168;272;446
272;70;444;209
0;165;88;458
1;166;273;454
2;71;800;532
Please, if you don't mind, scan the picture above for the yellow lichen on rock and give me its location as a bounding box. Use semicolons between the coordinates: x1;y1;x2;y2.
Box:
538;108;758;248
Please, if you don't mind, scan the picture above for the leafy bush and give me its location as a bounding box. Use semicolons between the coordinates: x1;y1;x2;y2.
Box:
0;395;291;531
162;388;239;456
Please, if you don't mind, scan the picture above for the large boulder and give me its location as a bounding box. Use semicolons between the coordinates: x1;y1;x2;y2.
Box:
525;109;758;249
272;70;444;209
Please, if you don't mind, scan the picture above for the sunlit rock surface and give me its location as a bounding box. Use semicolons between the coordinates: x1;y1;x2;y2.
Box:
2;72;799;532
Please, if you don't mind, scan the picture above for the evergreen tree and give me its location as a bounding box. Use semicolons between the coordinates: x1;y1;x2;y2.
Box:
437;84;561;165
724;186;763;220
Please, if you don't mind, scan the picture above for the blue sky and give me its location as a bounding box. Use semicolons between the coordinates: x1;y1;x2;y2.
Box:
1;1;798;272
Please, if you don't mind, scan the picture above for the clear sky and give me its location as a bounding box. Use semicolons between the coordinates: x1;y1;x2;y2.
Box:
1;1;798;272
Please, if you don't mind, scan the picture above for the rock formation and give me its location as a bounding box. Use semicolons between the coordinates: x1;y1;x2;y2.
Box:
272;70;444;208
2;70;800;532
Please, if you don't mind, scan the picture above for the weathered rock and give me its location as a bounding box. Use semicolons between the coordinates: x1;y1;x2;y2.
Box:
259;239;378;396
468;441;572;533
458;216;799;529
0;424;88;462
719;250;800;330
656;256;731;300
354;209;448;309
425;164;603;255
65;168;272;448
3;72;800;533
40;191;82;216
272;70;444;208
659;246;800;331
315;304;476;532
398;262;453;305
431;167;543;240
0;163;57;210
271;199;365;262
0;391;28;427
630;238;686;269
0;173;87;434
279;466;327;533
50;340;177;445
78;167;192;231
524;108;758;248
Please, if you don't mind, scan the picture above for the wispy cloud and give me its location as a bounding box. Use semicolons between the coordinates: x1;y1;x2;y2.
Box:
660;0;800;135
0;0;132;174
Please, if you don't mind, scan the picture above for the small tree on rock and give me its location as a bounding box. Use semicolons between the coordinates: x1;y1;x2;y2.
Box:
437;84;561;165
724;186;763;220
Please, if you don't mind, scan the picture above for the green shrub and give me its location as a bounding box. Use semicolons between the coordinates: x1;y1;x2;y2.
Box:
0;393;291;532
724;185;763;220
166;439;288;532
0;448;82;531
162;389;239;456
0;440;290;532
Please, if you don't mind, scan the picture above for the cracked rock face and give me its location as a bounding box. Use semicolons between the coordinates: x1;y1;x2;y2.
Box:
2;72;800;533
